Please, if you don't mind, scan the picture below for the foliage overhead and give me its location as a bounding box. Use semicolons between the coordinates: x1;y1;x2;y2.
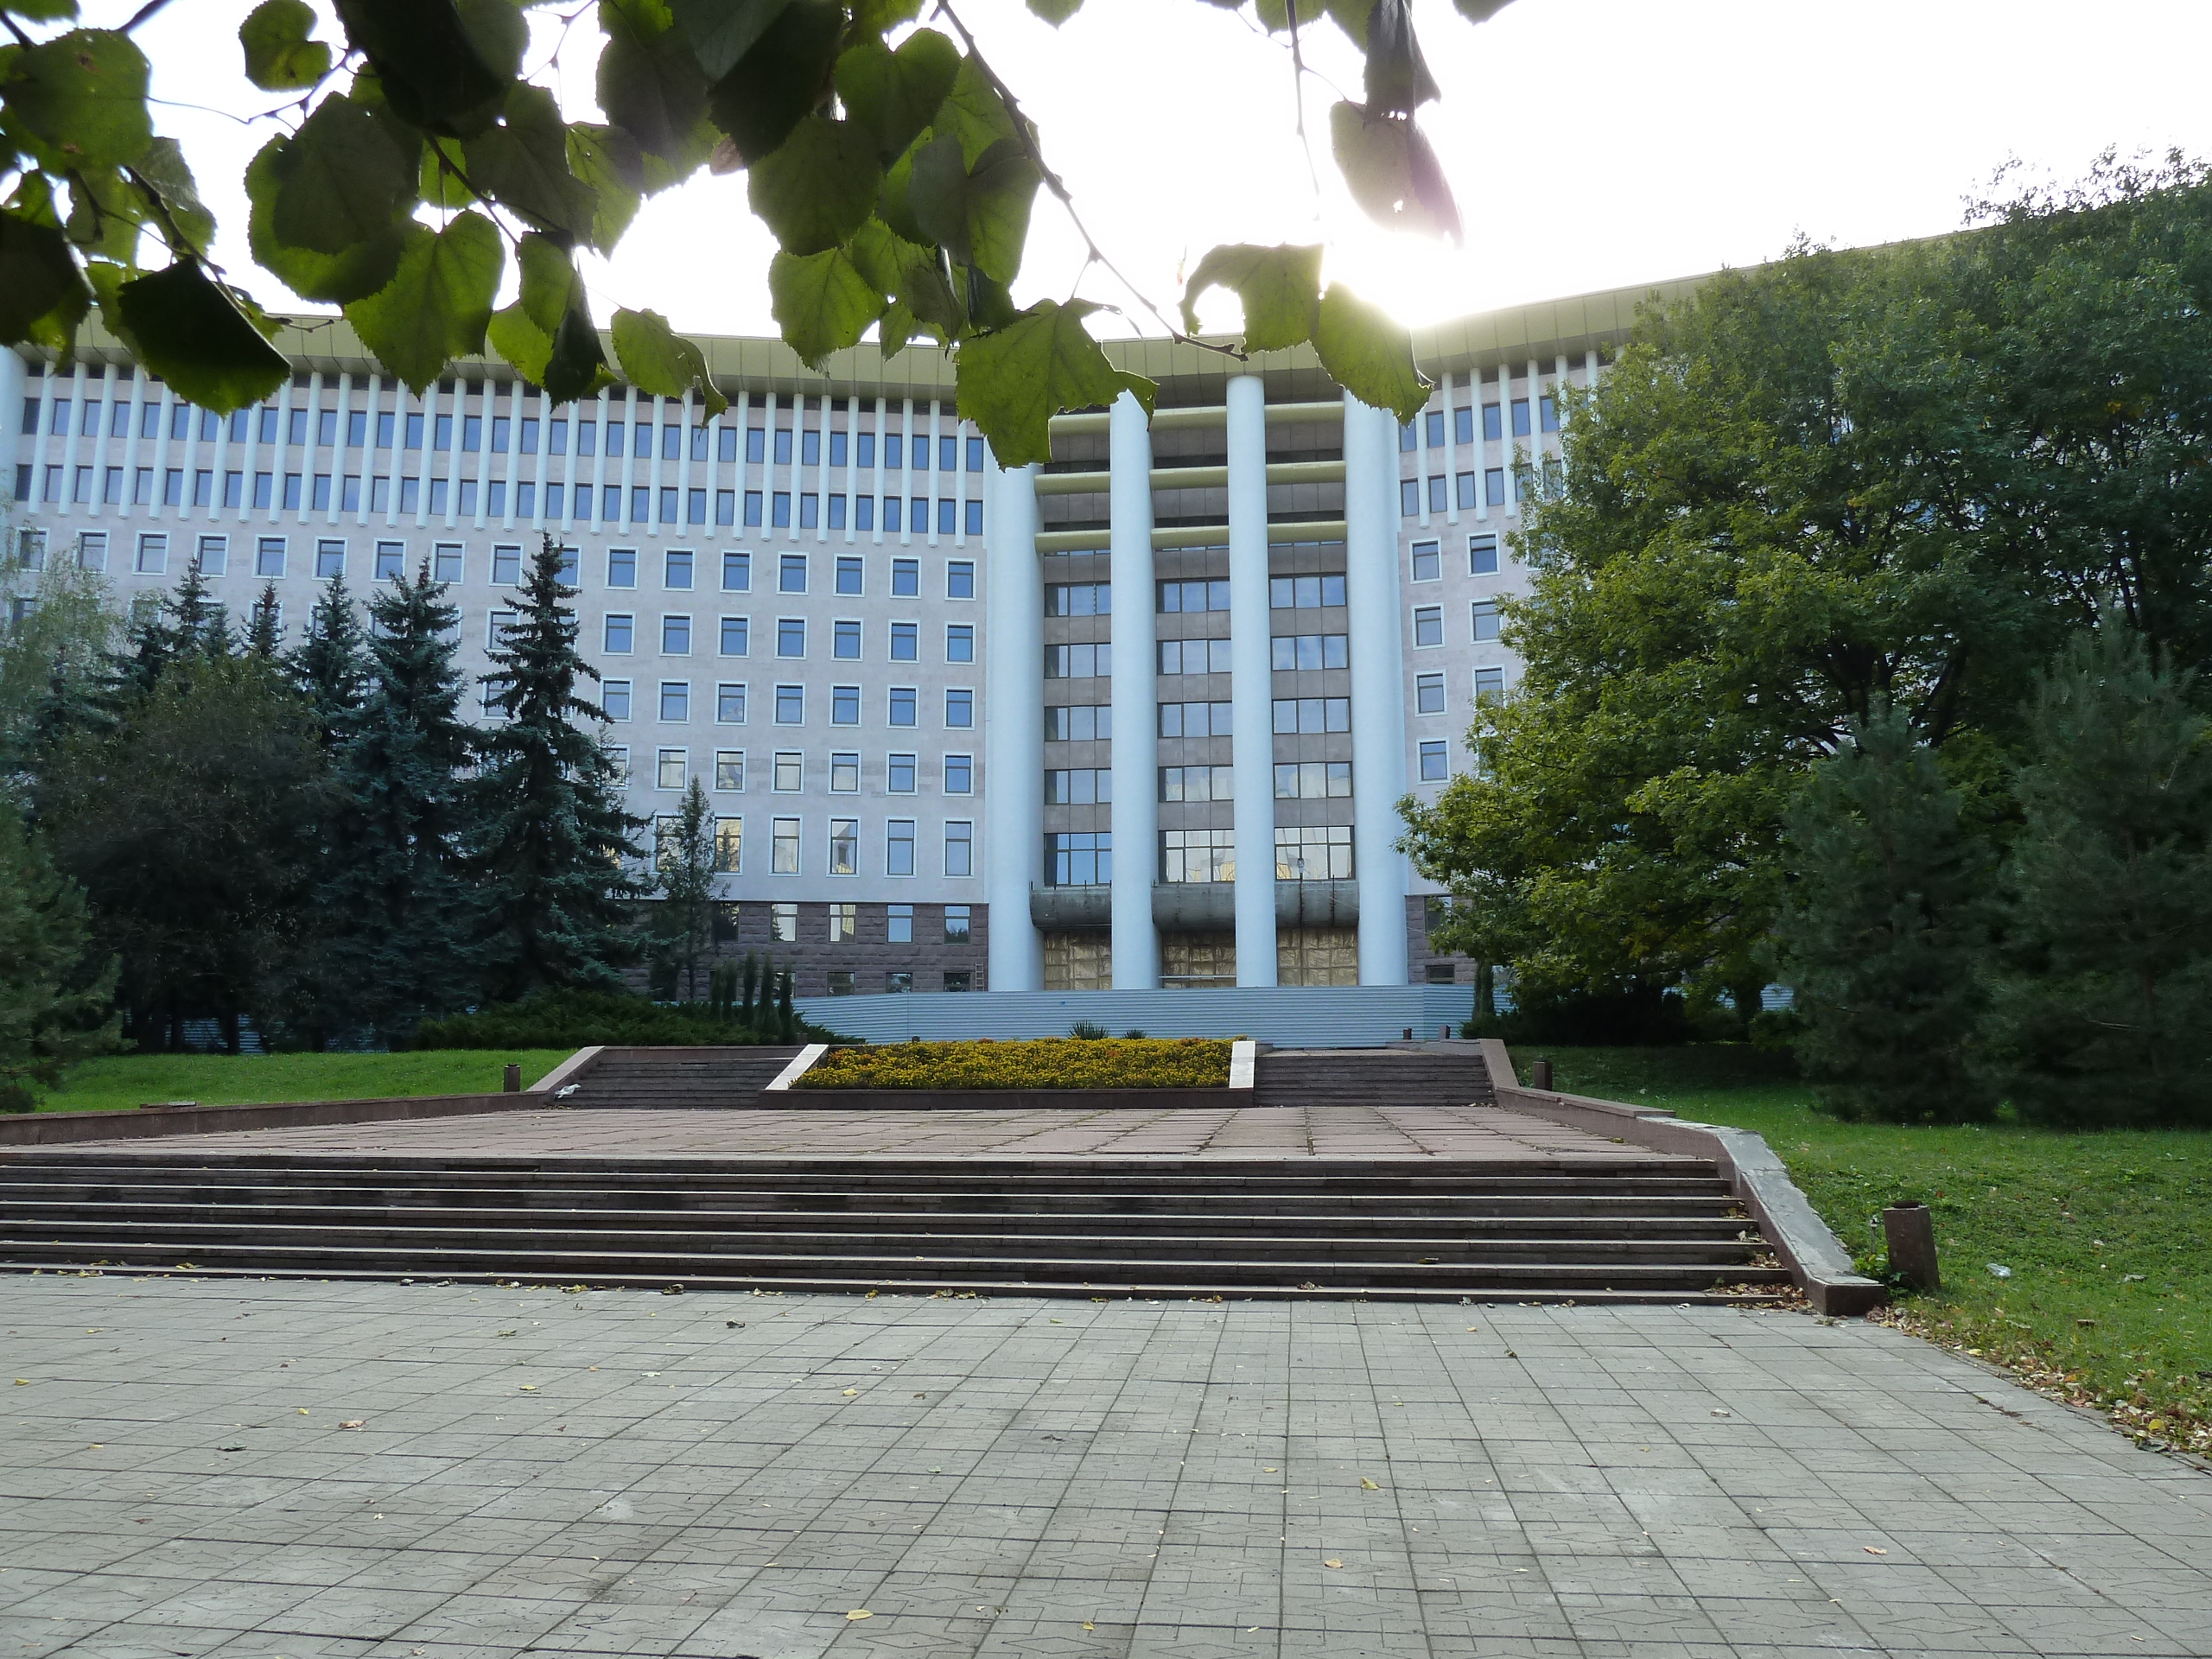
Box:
0;0;1497;443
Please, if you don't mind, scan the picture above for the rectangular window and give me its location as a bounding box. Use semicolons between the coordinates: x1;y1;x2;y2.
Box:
1045;768;1111;804
963;499;982;536
1414;605;1443;647
773;750;803;791
1473;666;1505;702
720;616;749;656
1274;824;1354;881
714;818;742;872
944;688;973;728
835;554;863;594
831;683;860;724
1268;574;1347;609
1427;474;1447;512
1271;696;1351;734
607;547;637;588
1511;398;1531;438
944;821;973;877
833;619;861;659
944;753;972;794
826;495;846;530
1159;638;1232;675
892;556;918;596
714;750;745;791
1047;642;1105;678
659;681;689;721
715;490;734;525
828;430;848;468
747;427;766;464
882;496;902;533
253;472;275;511
135;533;168;575
799;493;819;529
311;473;331;512
656;747;687;791
1484;467;1506;507
1416;671;1446;715
889;620;918;661
1160;765;1224;803
1269;633;1349;671
1483;403;1502;442
946;623;973;663
744;491;763;526
1050;582;1111;615
1471;600;1500;642
854;494;874;531
195;535;228;576
779;552;806;593
1047;704;1108;741
661;613;691;654
801;429;821;467
1399;421;1416;453
772;818;800;875
1154;579;1224;614
1272;760;1352;799
1540;393;1559;433
1419;740;1449;782
886;821;916;877
1455;472;1477;510
315;539;345;579
491;416;510;453
775;683;804;723
721;550;752;592
604;613;634;653
888;686;916;727
602;680;632;720
943;903;971;944
1427;411;1444;448
1160;828;1236;884
605;744;629;783
1469;534;1498;575
946;559;975;599
664;549;693;589
830;750;859;791
1411;541;1441;582
828;819;857;876
1454;406;1474;445
1400;478;1419;517
776;616;805;658
73;532;108;574
887;752;917;792
1046;831;1111;887
771;899;798;938
492;544;522;584
883;432;904;470
256;537;286;578
716;683;747;723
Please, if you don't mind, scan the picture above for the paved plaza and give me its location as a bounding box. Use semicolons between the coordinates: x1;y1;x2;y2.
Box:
51;1105;1666;1163
3;1275;2209;1658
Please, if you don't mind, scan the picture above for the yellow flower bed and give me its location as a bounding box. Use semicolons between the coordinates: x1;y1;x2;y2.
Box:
795;1038;1232;1090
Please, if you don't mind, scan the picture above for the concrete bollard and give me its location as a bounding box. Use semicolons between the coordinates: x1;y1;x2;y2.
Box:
1883;1201;1940;1292
503;1062;522;1093
1528;1058;1552;1091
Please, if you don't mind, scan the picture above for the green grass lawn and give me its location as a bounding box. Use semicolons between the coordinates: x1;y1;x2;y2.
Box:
30;1050;576;1115
1525;1044;2211;1459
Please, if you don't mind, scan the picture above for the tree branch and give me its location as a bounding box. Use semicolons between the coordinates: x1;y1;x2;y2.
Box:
931;0;1242;357
120;0;178;34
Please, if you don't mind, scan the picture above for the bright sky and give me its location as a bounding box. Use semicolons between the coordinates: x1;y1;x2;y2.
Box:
124;0;2212;343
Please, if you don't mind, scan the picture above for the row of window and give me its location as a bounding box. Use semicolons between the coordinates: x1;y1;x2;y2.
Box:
658;814;974;878
22;459;987;537
1398;397;1560;450
599;682;975;729
1412;601;1502;649
1402;472;1518;515
1411;535;1503;582
601;615;973;664
632;748;973;796
1145;825;1357;887
1040;635;1349;679
1154;699;1351;737
1158;761;1352;802
671;899;973;951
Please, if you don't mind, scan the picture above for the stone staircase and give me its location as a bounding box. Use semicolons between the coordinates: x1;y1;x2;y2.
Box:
0;1151;1789;1302
1254;1043;1493;1109
547;1046;805;1109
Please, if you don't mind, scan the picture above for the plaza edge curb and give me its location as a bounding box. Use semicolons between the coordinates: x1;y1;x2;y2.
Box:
1478;1038;1886;1316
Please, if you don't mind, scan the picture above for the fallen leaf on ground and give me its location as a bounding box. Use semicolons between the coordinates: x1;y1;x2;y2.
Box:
842;1389;858;1397
1324;1559;1344;1569
846;1609;872;1620
1360;1478;1381;1491
1864;1546;1889;1555
339;1420;365;1430
1081;1621;1094;1630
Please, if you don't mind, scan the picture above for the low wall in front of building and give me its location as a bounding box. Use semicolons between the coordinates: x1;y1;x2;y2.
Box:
794;984;1477;1046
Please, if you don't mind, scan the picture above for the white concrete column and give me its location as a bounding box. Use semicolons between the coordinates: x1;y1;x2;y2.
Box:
1344;394;1409;985
0;350;25;506
983;455;1045;991
1107;390;1158;989
1226;372;1276;987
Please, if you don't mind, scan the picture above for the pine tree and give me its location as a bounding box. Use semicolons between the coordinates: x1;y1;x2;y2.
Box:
470;536;645;1001
308;565;486;1042
289;576;368;753
1982;629;2212;1126
1773;707;1995;1122
113;560;226;700
0;804;118;1110
647;777;717;1002
245;584;283;659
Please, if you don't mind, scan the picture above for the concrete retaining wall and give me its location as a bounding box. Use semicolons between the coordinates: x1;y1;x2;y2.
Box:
798;984;1477;1046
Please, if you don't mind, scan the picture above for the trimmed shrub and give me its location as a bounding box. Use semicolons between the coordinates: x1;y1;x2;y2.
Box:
410;988;843;1051
796;1037;1230;1090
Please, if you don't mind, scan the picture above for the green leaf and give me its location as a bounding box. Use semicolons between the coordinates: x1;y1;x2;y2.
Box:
876;296;918;360
932;53;1019;168
245;131;408;304
1363;0;1439;114
1312;280;1427;422
332;0;513;136
0;209;92;347
464;83;598;238
486;229;574;378
612;306;728;417
3;29;151;171
1179;242;1321;351
273;93;419;256
132;137;216;256
420;143;477;210
848;0;921;34
343;210;503;390
1253;0;1327;33
669;0;791;81
1452;0;1516;20
747;117;880;257
599;0;715;168
908;133;1038;287
1329;100;1458;240
114;262;288;412
835;29;957;162
239;0;331;91
0;0;79;19
565;123;645;251
876;141;925;245
703;0;841;163
1322;0;1367;47
1025;0;1083;22
769;246;884;368
849;216;957;330
955;298;1154;468
61;168;143;263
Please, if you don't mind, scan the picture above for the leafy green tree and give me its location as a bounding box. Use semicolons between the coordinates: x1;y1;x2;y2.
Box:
1772;709;1995;1123
0;802;118;1110
470;537;645;1001
0;559;118;774
647;776;717;1002
1403;163;2212;1017
0;0;1479;452
302;564;486;1044
1981;629;2212;1126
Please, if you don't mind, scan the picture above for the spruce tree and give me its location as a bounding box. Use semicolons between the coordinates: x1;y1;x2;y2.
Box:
1982;629;2212;1126
289;576;368;753
0;804;118;1109
647;777;717;1002
245;584;283;659
470;536;645;1001
309;565;486;1042
1774;708;1995;1122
